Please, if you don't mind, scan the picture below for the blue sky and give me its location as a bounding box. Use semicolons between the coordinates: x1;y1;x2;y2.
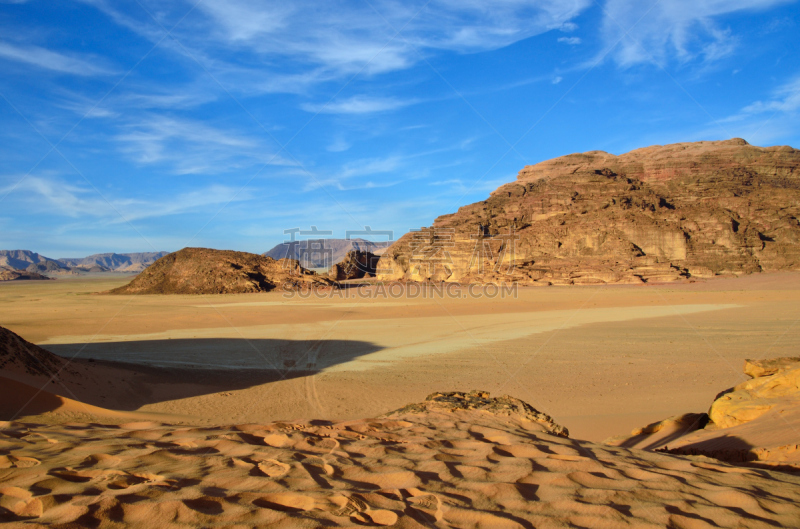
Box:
0;0;798;257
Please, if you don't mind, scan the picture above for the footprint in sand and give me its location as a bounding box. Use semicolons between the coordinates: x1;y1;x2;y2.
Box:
107;471;165;490
298;455;335;476
406;492;444;523
79;453;121;468
257;459;291;478
0;455;40;468
332;494;398;526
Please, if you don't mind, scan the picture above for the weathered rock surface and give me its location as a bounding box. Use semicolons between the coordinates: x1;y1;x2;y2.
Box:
328;250;380;281
607;357;800;472
744;356;800;378
384;390;569;437
378;139;800;284
709;362;800;429
108;248;335;294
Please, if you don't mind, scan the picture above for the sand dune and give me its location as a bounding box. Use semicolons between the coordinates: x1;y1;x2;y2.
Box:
1;391;799;527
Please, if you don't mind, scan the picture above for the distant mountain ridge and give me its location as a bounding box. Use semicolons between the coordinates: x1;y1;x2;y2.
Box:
264;239;391;269
0;250;168;273
0;250;66;271
58;252;169;272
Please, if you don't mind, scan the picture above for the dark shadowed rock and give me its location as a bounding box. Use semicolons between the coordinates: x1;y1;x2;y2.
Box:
328;250;380;280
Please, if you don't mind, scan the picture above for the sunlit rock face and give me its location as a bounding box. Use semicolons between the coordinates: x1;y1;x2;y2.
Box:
378;139;800;284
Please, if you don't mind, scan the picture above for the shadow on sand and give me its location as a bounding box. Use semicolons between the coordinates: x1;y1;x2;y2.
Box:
39;338;383;412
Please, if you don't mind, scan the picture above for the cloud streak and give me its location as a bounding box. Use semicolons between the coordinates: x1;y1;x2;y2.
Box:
114;115;293;174
301;95;421;114
601;0;795;67
2;175;249;223
0;41;113;76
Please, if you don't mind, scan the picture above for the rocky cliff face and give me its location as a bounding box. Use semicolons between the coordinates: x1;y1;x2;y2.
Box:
108;248;334;294
378;139;800;284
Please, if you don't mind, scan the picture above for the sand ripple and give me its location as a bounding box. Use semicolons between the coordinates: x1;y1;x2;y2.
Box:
1;407;799;528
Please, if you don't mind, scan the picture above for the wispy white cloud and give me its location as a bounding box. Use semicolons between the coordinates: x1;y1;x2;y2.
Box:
301;95;420;114
739;75;800;115
87;0;592;85
713;75;800;142
558;36;581;45
114;115;292;174
601;0;795;67
327;136;351;152
2;175;249;223
304;155;403;191
0;41;113;76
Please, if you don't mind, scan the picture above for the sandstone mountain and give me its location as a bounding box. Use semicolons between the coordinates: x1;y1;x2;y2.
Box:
328;250;381;280
378;139;800;284
108;247;335;294
607;357;800;472
265;238;390;269
0;265;52;282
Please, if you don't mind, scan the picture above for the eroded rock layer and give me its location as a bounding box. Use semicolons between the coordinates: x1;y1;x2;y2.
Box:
109;248;334;294
378;139;800;284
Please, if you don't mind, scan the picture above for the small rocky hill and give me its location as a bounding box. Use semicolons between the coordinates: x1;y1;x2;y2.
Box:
108;247;335;294
378;139;800;284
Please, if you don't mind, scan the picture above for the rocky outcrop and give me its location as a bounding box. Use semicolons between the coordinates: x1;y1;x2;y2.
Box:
709;360;800;429
607;357;800;472
384;390;569;438
744;356;800;378
108;248;335;294
328;250;380;281
378;139;800;284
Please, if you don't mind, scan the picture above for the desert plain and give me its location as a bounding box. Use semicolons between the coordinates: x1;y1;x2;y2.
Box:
3;273;800;527
2;272;798;439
